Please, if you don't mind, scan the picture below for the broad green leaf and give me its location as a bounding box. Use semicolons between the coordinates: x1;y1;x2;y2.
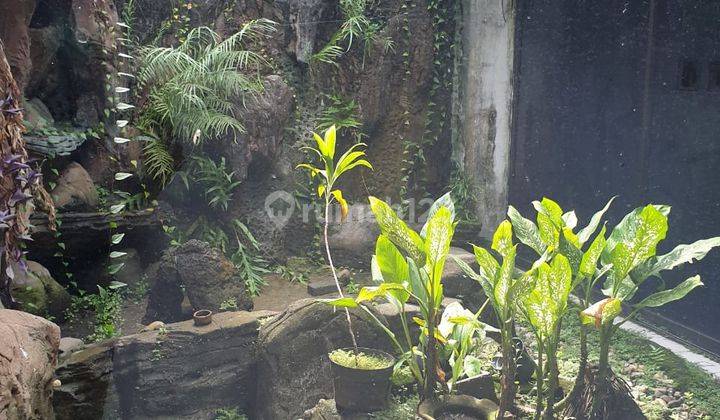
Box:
115;172;133;180
110;204;125;214
558;229;583;274
408;258;429;316
580;225;607;277
606;205;668;296
491;220;514;257
494;246;517;309
421;192;456;237
424;206;455;286
320;297;358;308
375;235;409;284
335;143;371;177
537;212;559;250
472;245;500;288
632;237;720;281
533;198;564;228
507;205;545;254
312;132;329;158
369;196;425;264
111;233;125;244
604;204;669;263
636;275;703;308
324;124;337;158
451;254;494;305
330;190;348;221
577;196;615;245
562;211;578;230
109;251;127;259
108;263;125;275
317;184;326;198
356;283;408;304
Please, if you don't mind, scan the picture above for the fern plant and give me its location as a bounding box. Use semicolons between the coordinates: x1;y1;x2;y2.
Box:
138;20;276;144
311;0;393;66
143;137;175;186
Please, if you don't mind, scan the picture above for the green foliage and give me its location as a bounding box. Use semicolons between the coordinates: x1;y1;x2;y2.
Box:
229;220;270;296
316;94;365;143
324;194;491;400
188;156;242;211
214;407;247;420
274;265;308;284
219;297;238;311
143;137;175;186
448;167;478;223
298;124;372;361
138;20;276;145
66;284;126;342
311;0;393;66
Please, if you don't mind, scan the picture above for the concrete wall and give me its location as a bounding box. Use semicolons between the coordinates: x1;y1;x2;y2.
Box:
510;0;720;345
455;0;516;234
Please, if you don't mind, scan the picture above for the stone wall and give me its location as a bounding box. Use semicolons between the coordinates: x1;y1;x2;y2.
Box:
55;310;273;419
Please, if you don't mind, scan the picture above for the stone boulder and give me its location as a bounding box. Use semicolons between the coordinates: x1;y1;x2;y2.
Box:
254;299;393;419
216;75;294;182
53;340;116;420
50;162;99;211
54;310;273;419
442;247;482;301
0;309;61;419
327;204;380;268
22;97;54;132
144;240;253;323
174;240;254;313
11;260;71;319
143;251;186;324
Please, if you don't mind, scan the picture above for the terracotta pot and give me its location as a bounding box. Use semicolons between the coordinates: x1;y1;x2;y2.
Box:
193;309;212;326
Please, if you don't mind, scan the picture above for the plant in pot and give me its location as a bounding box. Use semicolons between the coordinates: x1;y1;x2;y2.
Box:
506;197;609;418
452;219;540;418
567;204;720;418
326;194;499;419
298;125;396;413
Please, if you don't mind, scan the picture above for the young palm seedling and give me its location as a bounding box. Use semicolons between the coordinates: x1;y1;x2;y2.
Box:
297;125;372;358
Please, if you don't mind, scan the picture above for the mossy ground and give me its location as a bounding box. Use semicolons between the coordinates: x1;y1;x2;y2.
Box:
515;313;720;419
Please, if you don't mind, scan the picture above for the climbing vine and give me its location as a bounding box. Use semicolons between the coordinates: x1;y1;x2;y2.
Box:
399;0;457;205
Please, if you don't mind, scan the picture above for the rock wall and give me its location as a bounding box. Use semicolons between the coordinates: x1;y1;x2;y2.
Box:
0;310;61;420
55;310;273;419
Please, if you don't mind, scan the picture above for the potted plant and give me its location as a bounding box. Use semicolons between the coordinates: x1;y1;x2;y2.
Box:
298;125;398;412
326;194;498;418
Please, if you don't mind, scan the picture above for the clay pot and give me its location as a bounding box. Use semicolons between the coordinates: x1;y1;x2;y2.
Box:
417;395;499;420
329;347;395;413
193;309;213;326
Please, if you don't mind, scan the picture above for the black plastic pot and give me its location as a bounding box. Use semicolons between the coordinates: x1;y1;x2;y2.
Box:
417;395;499;420
329;347;395;413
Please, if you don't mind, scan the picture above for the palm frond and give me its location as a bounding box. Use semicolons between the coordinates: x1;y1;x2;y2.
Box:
138;21;277;145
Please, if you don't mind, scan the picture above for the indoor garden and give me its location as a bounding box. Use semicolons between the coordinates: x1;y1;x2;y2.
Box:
1;1;720;420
